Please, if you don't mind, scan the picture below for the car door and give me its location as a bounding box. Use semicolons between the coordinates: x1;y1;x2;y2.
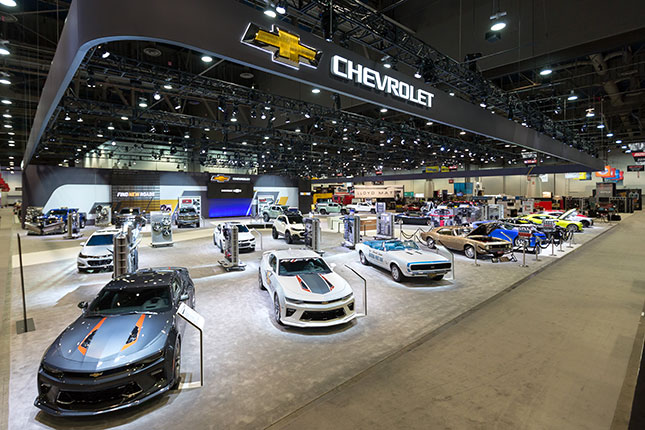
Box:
274;215;286;234
436;228;458;249
171;276;187;333
368;242;386;268
265;254;279;295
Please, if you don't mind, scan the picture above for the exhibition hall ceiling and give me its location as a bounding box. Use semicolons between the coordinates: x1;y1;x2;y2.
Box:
0;0;644;177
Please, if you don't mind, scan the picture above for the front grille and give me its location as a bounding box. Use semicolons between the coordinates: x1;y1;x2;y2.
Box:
409;262;451;271
56;382;143;410
300;308;346;322
87;259;112;266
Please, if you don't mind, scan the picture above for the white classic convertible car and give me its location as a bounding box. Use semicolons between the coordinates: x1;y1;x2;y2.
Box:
259;249;356;328
356;239;452;282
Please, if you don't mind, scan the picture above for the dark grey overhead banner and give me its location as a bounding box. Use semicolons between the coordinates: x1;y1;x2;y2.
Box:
24;0;603;170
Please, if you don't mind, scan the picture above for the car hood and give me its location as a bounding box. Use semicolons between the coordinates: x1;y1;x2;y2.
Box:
277;271;352;301
388;249;450;263
43;312;172;372
466;235;511;245
289;223;305;230
238;232;255;241
80;245;113;257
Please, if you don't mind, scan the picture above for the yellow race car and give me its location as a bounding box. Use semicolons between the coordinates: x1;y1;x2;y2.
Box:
519;213;584;232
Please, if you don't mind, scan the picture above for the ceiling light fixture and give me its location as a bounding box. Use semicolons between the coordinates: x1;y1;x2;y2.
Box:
380;108;388;113
0;1;17;8
153;91;161;101
275;1;287;14
539;68;552;76
101;51;110;59
0;78;10;85
264;8;277;18
311;88;321;94
585;108;595;118
163;84;173;90
567;90;578;101
120;116;128;120
606;132;614;137
1;99;11;105
201;55;213;63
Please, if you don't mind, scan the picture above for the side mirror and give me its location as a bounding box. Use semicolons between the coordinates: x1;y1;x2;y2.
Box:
180;294;189;302
330;263;337;269
78;301;88;310
79;242;86;246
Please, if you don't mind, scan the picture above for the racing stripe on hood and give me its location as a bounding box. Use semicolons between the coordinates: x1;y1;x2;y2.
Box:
297;273;331;294
77;317;106;356
121;314;145;351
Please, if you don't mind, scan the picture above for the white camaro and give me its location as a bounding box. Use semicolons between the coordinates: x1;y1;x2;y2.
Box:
259;250;356;328
77;228;120;272
542;209;594;228
272;213;306;243
355;239;452;282
213;222;256;252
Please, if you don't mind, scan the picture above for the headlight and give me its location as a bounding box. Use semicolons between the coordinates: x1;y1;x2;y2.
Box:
78;253;88;259
342;293;354;301
285;297;304;305
42;363;64;379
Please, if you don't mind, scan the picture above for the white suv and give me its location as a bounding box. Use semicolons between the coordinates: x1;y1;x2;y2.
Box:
272;213;305;243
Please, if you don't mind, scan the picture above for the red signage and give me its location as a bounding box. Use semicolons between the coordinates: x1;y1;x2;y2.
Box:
627;165;644;172
448;179;454;184
523;159;538;165
632;152;645;163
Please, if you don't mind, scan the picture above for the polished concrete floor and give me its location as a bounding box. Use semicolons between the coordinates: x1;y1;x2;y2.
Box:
0;208;637;429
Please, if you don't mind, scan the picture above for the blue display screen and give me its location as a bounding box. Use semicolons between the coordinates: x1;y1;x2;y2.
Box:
208;198;253;218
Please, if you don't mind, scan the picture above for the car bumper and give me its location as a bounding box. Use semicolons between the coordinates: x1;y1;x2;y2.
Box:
34;356;172;416
77;256;113;270
282;297;356;328
238;241;256;251
404;265;451;277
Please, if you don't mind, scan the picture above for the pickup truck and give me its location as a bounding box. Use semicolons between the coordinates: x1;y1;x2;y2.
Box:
261;205;290;222
25;208;87;235
315;201;348;215
114;207;147;228
346;201;377;213
176;206;200;228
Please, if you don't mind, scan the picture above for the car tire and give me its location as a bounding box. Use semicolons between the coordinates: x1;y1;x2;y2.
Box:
285;231;293;244
359;251;369;266
171;337;181;390
258;268;265;290
320;209;327;215
273;294;283;326
464;245;476;259
581;221;590;228
263;213;270;223
566;224;579;232
425;237;436;248
370;209;376;214
340;209;347;215
391;264;403;282
272;227;279;239
431;274;444;281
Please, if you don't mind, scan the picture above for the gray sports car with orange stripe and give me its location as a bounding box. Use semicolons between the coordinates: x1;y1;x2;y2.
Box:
259;249;356;328
35;268;195;416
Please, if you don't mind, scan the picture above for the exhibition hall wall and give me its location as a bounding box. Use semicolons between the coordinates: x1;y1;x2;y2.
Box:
0;171;21;205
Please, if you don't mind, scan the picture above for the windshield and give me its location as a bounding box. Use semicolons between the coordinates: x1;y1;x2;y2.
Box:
48;209;67;216
384;240;419;251
286;215;303;224
89;286;172;314
234;224;249;232
86;234;115;247
279;258;331;276
179;207;196;214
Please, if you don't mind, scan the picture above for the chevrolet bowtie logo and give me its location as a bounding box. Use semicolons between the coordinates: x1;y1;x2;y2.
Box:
242;23;322;70
211;175;230;183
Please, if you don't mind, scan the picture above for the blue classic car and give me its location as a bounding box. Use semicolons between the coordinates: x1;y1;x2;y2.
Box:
472;221;547;249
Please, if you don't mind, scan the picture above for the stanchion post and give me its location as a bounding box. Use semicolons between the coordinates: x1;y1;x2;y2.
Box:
16;233;35;334
520;241;528;267
534;242;540;261
550;237;556;256
473;246;479;267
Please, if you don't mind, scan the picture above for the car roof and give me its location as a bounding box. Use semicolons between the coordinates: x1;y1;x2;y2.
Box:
272;249;321;260
107;270;176;290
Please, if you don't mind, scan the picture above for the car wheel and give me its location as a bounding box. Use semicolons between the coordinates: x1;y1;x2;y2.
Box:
464;245;475;259
566;224;578;232
171;337;181;389
320;209;327;215
581;221;590;228
370;209;376;214
80;219;86;228
272;227;279;239
425;237;435;248
273;294;283;325
359;251;369;266
285;231;293;244
258;268;265;290
340;209;347;215
263;213;270;223
391;264;403;282
431;274;444;281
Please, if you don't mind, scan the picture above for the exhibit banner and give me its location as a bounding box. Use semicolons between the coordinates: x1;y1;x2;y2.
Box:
627;165;644;172
354;185;404;199
632;152;645;163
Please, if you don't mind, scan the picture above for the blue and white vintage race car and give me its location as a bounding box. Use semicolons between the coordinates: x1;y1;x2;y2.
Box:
356;239;452;282
471;220;548;249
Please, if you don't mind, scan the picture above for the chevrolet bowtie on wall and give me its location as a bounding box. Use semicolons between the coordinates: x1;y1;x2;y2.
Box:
242;23;322;70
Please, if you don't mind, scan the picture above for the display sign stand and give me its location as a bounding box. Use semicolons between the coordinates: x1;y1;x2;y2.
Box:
150;212;174;248
177;303;204;388
344;265;367;317
15;234;36;334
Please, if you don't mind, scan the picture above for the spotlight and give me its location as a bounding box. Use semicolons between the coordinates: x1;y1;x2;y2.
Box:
414;69;422;79
153;91;161;101
163;84;173;90
264;8;277;18
121;116;128;120
585;108;595;118
489;10;507;31
107;123;115;130
606;132;614;137
426;121;433;126
0;78;10;85
596;124;605;129
138;98;148;108
275;1;287;15
311;88;321;94
539;68;552;76
0;1;17;7
3;114;10;118
380;108;388;113
201;55;213;63
0;46;9;56
1;99;11;105
101;51;110;59
567;90;578;101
